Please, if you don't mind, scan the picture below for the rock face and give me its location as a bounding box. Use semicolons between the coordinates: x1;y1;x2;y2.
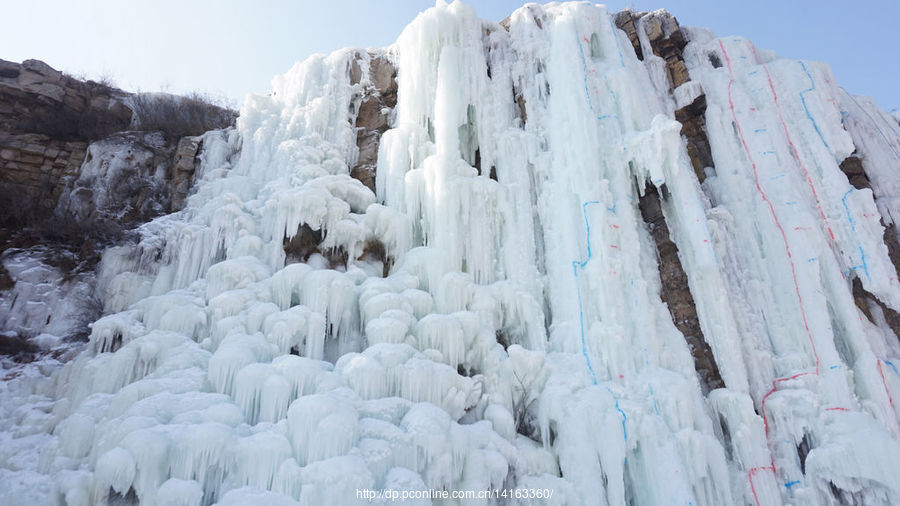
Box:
674;93;715;182
350;53;398;193
615;10;715;184
0;58;235;227
615;9;689;89
0;59;236;349
613;9;724;382
0;132;88;217
640;185;724;392
57;131;178;224
0;59;132;216
171;136;203;210
0;59;132;141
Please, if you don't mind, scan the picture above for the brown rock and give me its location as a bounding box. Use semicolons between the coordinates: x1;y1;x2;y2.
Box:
853;277;900;342
613;10;644;60
674;94;714;182
839;153;871;190
369;55;397;107
349;55;398;191
356;97;387;132
667;59;690;89
640;185;724;392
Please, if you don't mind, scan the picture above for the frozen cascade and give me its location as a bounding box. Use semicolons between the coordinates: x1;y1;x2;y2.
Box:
2;1;900;505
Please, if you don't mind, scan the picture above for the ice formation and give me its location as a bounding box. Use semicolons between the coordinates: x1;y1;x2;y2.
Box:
3;1;900;505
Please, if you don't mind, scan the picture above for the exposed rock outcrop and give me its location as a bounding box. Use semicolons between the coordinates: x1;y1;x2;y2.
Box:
640;185;724;392
617;10;715;184
0;58;235;227
0;59;236;353
839;152;872;191
0;59;132;141
0;59;131;216
615;9;688;90
350;53;397;193
674;93;714;182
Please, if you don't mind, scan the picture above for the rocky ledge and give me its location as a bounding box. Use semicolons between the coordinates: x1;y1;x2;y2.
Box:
0;58;237;356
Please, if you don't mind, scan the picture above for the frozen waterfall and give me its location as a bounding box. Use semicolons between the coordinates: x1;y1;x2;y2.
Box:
2;2;900;505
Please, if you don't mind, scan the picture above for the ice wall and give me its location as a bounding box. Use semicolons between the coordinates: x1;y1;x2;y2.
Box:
2;2;900;505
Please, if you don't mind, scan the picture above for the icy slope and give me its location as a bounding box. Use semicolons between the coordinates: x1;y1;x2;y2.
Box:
3;2;900;505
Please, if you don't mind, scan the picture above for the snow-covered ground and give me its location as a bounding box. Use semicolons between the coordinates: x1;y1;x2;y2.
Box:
2;2;900;505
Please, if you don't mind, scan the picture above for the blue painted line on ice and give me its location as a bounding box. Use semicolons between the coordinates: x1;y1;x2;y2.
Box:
840;188;871;280
771;173;786;180
762;150;776;155
754;128;767;133
785;201;798;205
577;30;623;139
748;70;759;76
784;480;800;489
808;257;818;263
798;61;829;150
648;383;661;415
800;61;871;281
577;38;601;117
830;365;841;370
886;360;899;375
572;200;628;439
576;21;628;154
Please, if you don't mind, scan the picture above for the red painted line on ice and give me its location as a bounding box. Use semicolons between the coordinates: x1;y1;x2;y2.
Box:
720;39;823;506
751;45;836;246
748;465;775;506
758;372;815;438
720;40;821;377
878;360;894;408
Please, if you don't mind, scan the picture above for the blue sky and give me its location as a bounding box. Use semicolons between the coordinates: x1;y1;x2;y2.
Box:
2;1;897;111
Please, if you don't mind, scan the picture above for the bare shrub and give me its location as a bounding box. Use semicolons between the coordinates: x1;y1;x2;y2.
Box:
70;292;104;342
130;92;237;140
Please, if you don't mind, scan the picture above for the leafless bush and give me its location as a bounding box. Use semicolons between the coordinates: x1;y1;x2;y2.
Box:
513;371;539;440
130;91;237;139
70;291;104;342
94;71;117;90
0;183;129;273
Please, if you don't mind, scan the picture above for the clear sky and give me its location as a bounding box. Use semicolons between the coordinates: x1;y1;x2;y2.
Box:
2;1;897;112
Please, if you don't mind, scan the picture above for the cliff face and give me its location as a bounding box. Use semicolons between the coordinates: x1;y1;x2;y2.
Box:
0;58;236;227
0;58;236;350
4;3;900;506
0;59;131;216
